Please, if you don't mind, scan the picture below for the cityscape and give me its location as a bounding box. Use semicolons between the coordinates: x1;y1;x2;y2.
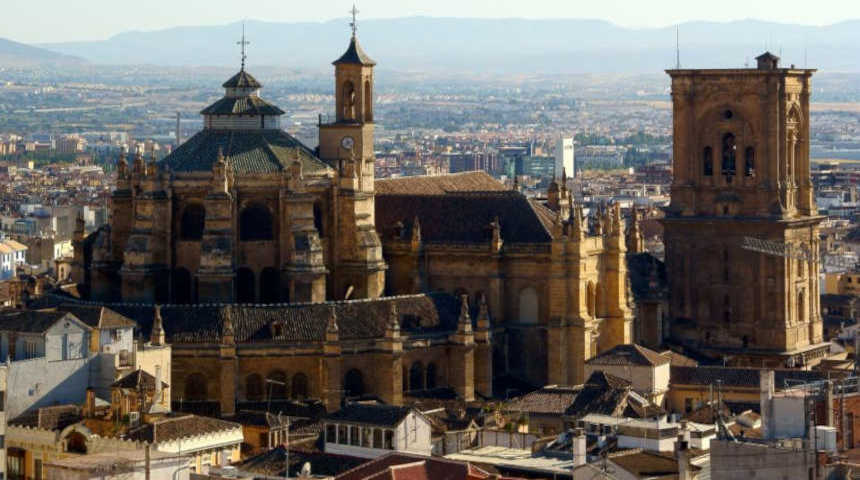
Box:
2;1;860;479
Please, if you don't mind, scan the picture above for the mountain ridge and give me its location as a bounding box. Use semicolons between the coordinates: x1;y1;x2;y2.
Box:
31;17;860;72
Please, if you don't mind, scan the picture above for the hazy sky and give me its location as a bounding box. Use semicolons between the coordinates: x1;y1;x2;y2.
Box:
7;0;860;44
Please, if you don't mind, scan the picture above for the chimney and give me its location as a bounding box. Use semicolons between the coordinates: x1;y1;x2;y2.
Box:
84;387;96;418
153;365;163;410
572;428;587;467
676;433;692;480
760;369;775;440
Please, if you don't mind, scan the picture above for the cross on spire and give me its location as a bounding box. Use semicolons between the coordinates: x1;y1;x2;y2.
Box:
349;4;359;37
237;21;250;71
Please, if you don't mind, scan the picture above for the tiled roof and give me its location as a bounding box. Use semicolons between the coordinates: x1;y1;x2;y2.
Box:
160;129;330;174
10;405;82;431
670;366;828;388
336;453;519;480
0;309;76;333
504;386;581;415
375;171;508;196
333;36;376;66
376;190;553;244
112;369;168;390
58;305;136;329
200;95;285;116
609;451;697;478
325;404;414;427
222;70;262;89
564;371;634;418
126;414;240;443
587;344;670;367
659;350;699;367
72;293;460;345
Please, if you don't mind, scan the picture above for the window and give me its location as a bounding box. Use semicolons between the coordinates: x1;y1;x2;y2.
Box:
236;268;255;303
344;369;364;397
744;147;755;176
291;373;309;400
239;204;273;241
703;147;713;176
326;424;336;443
313;201;324;237
426;363;438;390
180;204;205;241
266;370;288;399
260;267;280;303
384;430;394;449
338;425;348;445
373;429;383;449
350;426;360;446
111;329;122;342
246;374;263;401
409;362;425;391
518;287;539;324
24;341;37;359
721;133;736;175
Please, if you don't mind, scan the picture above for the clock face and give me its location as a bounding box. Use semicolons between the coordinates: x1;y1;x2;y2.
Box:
341;136;355;150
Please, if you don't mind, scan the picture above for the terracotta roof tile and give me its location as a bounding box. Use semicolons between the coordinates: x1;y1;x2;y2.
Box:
375;171;507;195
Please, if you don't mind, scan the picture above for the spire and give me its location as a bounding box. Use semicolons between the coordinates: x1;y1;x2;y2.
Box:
326;306;339;342
476;295;491;331
333;6;376;66
237;21;250;71
410;215;421;248
349;4;359;38
222;309;235;345
457;294;473;335
151;305;165;346
386;302;400;339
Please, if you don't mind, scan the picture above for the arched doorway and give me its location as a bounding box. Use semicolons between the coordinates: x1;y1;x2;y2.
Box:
236;268;255;303
344;369;364;397
266;370;288;400
240;204;273;241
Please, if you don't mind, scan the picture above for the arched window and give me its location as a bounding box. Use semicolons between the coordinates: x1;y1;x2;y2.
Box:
364;79;373;122
426;363;438;390
180;204;205;241
586;282;597;318
798;290;806;323
291;373;309;399
703;147;713;176
240;204;273;241
260;267;280;303
721;133;736;175
66;431;88;454
409;361;425;391
173;268;193;304
344;369;364;397
185;373;207;401
236;268;255;303
342;81;356;121
744;147;755;176
266;370;288;399
246;373;263;401
313;201;325;237
518;287;539;324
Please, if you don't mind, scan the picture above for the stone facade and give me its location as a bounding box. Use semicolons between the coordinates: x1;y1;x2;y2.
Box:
663;52;827;367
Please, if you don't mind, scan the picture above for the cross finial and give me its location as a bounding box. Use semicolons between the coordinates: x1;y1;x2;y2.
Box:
237;21;250;71
349;4;359;37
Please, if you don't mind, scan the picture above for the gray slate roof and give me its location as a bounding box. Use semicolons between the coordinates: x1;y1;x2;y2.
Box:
200;95;285;116
159;129;330;174
222;70;262;89
333;36;376;66
586;344;670;367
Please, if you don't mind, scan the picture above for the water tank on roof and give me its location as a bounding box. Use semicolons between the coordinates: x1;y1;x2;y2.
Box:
815;426;837;453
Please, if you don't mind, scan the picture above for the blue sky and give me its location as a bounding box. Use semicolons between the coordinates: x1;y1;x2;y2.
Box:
6;0;859;43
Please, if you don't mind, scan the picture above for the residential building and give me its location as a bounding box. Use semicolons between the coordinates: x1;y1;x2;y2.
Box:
323;404;433;459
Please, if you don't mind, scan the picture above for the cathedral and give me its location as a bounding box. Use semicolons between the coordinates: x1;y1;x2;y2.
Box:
69;27;634;413
663;52;828;367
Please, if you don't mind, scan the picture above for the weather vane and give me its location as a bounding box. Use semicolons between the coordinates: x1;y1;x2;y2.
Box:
237;21;250;70
349;4;359;37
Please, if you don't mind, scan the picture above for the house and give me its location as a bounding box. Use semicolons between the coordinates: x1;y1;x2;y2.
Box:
584;343;671;406
577;414;715;453
0;239;27;280
335;452;525;480
323;404;433;459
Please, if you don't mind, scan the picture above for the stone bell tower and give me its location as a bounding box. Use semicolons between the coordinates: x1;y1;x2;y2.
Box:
318;11;386;300
663;52;826;367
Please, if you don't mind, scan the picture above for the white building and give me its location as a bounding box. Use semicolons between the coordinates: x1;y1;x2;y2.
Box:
584;343;671;406
0;239;27;280
45;449;190;480
579;414;716;452
323;404;433;459
555;137;575;178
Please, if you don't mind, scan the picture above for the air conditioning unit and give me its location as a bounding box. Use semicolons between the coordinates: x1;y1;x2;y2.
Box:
128;412;140;426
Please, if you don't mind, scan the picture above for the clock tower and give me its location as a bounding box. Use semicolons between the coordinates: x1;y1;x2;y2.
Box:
318;19;386;300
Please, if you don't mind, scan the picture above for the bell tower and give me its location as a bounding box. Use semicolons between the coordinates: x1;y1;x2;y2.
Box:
318;8;386;300
663;53;826;367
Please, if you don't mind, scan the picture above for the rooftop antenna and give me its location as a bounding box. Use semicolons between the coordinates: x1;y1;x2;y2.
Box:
349;4;359;38
237;21;250;71
675;26;681;69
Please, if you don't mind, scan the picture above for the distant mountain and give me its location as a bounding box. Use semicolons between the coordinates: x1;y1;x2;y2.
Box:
0;37;84;66
40;18;860;73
